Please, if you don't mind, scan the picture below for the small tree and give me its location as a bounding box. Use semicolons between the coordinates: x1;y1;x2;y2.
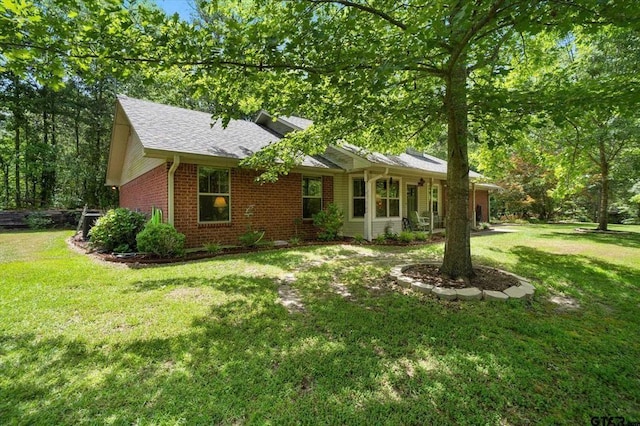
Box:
313;203;344;241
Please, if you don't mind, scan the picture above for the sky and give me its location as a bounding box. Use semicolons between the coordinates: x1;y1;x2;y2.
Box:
156;0;194;20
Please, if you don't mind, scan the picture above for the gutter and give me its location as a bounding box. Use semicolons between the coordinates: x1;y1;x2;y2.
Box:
168;155;180;225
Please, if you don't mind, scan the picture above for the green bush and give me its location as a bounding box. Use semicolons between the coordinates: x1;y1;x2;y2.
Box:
352;234;366;244
136;223;186;257
239;230;265;247
289;236;301;246
204;242;222;254
413;231;429;241
373;234;387;244
89;208;146;252
398;231;415;243
313;203;344;241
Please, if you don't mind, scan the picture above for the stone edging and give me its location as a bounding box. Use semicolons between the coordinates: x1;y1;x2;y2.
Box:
389;261;535;302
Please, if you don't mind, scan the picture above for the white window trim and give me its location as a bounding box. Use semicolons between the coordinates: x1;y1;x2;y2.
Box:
197;166;231;224
373;176;402;220
302;176;323;219
349;175;365;222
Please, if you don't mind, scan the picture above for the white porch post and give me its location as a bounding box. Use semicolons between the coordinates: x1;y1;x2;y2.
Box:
364;170;371;241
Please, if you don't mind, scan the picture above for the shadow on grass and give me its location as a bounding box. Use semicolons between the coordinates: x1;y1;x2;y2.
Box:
3;260;639;424
541;229;640;249
127;275;279;297
477;245;640;310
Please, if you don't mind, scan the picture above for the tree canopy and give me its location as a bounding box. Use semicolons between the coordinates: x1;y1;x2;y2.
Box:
2;0;639;277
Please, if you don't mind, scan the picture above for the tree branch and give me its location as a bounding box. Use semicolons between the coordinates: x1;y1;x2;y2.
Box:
304;0;407;30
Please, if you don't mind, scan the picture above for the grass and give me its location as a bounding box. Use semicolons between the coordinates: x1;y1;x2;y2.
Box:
0;224;639;424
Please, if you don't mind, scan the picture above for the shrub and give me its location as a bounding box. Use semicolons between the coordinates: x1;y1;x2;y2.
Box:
25;212;54;230
239;230;265;247
89;208;146;252
289;236;301;246
384;223;397;240
373;234;387;244
313;203;344;241
239;205;265;247
352;234;366;244
398;231;415;243
136;223;186;257
413;231;429;241
204;242;222;254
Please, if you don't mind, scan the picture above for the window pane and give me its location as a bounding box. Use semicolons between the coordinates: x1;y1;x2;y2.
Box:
212;170;229;193
199;195;215;221
389;180;399;198
199;167;230;194
199;168;211;193
376;180;387;198
303;177;322;197
199;195;230;222
389;199;400;217
303;198;322;218
353;178;365;197
376;198;387;217
353;199;365;217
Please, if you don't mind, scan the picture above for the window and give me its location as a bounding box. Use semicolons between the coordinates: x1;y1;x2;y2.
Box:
198;167;230;222
352;178;365;218
431;185;439;214
302;176;322;219
376;178;400;218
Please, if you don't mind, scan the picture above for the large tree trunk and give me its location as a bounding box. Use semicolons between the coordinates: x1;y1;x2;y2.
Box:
596;139;609;231
441;62;474;279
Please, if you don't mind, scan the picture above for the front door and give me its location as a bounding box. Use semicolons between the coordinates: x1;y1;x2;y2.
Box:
407;184;418;220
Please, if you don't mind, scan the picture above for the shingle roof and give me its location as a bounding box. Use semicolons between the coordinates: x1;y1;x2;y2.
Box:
117;96;337;169
280;116;314;130
117;96;485;179
340;143;482;178
272;115;482;178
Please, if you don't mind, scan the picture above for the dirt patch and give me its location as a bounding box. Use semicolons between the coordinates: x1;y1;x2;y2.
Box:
402;264;520;291
549;295;581;312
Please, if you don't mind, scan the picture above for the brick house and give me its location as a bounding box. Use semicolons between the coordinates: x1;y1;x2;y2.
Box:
107;96;496;248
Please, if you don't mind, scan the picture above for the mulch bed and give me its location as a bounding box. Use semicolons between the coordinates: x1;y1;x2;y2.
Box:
402;264;519;291
71;233;447;265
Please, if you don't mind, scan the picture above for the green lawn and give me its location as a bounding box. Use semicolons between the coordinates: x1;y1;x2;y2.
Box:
1;224;639;424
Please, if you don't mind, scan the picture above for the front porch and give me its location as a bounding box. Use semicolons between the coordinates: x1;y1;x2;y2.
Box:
335;170;492;241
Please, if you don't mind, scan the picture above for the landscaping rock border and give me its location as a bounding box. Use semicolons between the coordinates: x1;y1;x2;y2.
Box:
389;261;535;302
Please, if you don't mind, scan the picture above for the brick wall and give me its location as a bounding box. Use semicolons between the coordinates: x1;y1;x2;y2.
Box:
173;163;334;248
119;164;168;216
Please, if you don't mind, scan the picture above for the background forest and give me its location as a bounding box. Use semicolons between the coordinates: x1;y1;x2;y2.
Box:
1;0;639;224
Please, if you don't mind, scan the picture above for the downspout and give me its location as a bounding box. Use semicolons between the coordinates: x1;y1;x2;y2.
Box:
168;155;180;225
